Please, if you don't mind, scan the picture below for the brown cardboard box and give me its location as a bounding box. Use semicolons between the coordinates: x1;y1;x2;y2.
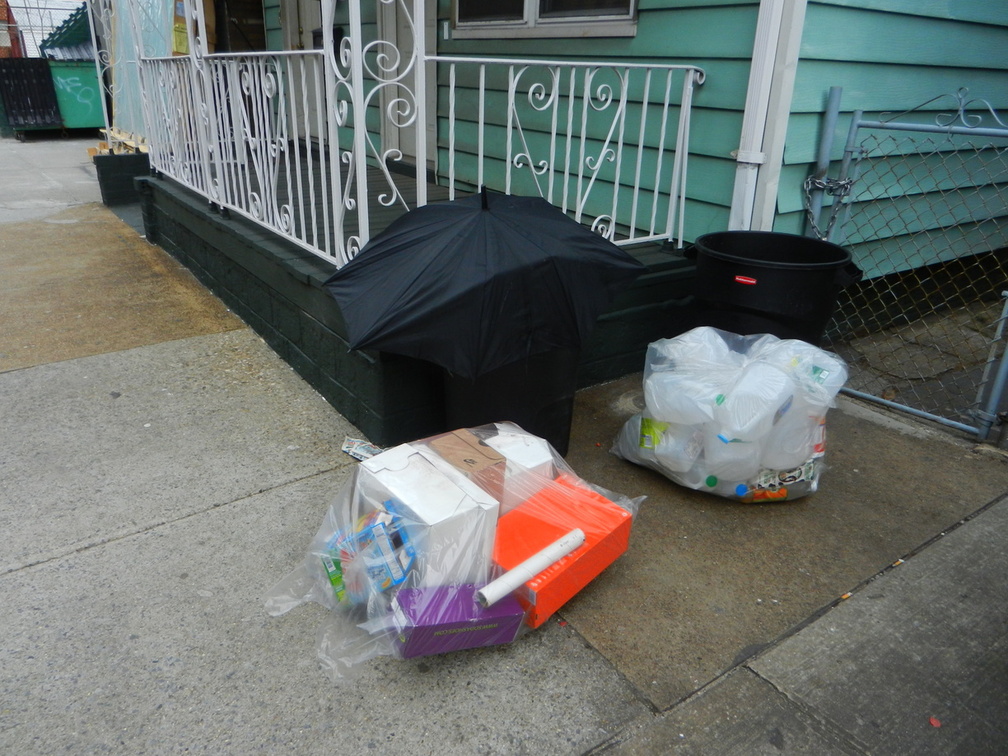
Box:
427;429;506;503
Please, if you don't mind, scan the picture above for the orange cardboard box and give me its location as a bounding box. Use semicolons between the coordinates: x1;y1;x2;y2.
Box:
492;475;632;628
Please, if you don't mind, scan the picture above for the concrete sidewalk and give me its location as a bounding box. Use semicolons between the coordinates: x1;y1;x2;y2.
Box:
2;135;1007;754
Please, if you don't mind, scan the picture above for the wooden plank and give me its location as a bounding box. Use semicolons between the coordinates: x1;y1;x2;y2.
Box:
789;62;1008;114
839;185;1008;244
638;0;755;9
809;0;1008;27
842;219;1008;278
784;110;1008;167
434;88;740;161
770;210;808;237
262;0;283;51
800;3;1008;69
777;143;1008;215
437;119;721;195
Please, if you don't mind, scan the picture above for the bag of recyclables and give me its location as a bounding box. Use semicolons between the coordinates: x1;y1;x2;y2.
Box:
613;327;847;502
266;422;642;680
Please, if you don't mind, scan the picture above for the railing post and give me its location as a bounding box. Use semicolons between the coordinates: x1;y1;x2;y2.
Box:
85;0;113;142
320;0;349;261
413;0;427;207
121;0;152;156
179;0;216;199
826;109;864;244
805;85;843;238
664;67;701;247
347;0;370;246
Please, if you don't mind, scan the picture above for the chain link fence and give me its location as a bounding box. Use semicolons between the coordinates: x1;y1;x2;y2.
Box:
818;112;1008;438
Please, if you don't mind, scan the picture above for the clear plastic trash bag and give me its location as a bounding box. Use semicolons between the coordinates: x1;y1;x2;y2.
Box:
612;327;847;502
266;423;643;679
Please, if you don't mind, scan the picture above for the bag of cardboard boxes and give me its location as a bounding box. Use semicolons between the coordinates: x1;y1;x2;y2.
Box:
265;422;641;679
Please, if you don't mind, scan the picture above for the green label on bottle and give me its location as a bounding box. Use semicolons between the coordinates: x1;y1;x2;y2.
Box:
639;417;668;449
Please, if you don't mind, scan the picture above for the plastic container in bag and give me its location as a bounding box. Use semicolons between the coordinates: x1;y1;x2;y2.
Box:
612;327;847;502
713;361;795;442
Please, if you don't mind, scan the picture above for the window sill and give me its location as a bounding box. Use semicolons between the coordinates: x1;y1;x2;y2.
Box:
450;20;637;40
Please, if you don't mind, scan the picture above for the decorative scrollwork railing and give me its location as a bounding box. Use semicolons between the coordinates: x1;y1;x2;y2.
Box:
121;1;704;265
436;55;704;247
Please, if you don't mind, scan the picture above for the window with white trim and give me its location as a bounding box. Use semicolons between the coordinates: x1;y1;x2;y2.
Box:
454;0;637;39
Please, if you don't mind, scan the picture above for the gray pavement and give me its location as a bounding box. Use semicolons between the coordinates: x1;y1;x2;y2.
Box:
2;135;1007;754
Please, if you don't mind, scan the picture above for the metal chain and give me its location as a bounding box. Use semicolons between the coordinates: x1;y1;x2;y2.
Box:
803;175;855;240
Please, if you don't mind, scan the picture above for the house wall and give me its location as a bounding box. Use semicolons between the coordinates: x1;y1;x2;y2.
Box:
774;0;1008;275
260;1;761;243
434;0;762;243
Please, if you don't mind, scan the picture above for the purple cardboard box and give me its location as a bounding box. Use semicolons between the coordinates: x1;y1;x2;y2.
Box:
391;584;525;659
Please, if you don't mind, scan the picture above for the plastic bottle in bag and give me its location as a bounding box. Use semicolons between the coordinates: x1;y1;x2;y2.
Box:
644;371;723;425
795;350;848;409
673;458;710;489
647;326;739;371
751;339;848;410
643;417;704;474
759;396;824;471
612;414;664;475
702;425;762;481
714;362;795;442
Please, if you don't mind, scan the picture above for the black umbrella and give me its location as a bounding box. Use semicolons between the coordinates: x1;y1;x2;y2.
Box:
324;188;645;380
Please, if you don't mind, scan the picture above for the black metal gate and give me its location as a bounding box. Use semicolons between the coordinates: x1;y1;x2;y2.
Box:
0;58;62;132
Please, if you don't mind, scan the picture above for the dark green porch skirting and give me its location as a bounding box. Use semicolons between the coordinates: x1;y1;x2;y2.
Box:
135;174;696;447
94;152;151;206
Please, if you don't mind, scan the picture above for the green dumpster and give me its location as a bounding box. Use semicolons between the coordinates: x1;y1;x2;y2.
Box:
48;60;104;130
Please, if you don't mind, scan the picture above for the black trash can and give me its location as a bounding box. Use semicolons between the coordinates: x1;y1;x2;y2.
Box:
443;349;580;456
689;231;862;345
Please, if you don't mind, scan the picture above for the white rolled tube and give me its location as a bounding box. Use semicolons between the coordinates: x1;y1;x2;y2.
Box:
476;529;586;608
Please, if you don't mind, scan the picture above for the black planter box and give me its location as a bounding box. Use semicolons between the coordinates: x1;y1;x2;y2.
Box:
94;152;151;206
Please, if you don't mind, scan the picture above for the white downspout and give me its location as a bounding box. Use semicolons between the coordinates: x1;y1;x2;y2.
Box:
750;0;809;231
728;0;807;231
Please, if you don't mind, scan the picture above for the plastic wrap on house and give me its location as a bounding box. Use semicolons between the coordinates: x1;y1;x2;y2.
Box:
265;422;642;680
612;327;847;502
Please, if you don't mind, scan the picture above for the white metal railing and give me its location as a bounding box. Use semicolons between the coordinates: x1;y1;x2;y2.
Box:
124;0;705;267
87;0;171;151
437;55;704;248
140;49;359;263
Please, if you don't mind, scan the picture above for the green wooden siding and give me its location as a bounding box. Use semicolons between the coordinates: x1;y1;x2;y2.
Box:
263;0;282;50
255;0;1007;265
435;0;761;240
799;0;1008;27
775;0;1008;277
255;0;764;241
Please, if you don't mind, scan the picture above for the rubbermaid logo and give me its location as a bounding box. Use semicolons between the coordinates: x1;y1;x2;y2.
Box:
734;275;757;285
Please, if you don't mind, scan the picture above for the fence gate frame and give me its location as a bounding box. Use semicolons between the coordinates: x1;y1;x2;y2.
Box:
806;86;1008;442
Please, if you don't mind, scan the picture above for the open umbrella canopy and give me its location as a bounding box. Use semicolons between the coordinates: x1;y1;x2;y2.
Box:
324;189;645;380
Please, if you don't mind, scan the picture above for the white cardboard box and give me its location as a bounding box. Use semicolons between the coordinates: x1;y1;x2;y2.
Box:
485;424;557;513
358;444;500;587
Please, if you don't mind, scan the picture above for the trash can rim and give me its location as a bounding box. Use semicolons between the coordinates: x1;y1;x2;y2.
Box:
693;230;852;270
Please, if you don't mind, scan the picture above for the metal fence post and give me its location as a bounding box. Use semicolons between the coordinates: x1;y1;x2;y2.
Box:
805;85;842;238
